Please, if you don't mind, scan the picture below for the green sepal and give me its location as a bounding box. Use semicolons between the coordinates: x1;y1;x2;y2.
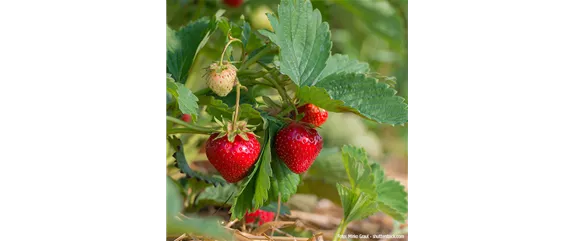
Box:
238;133;249;141
214;132;227;140
211;118;258;143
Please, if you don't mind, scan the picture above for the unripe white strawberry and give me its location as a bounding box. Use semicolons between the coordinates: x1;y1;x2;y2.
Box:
206;61;237;97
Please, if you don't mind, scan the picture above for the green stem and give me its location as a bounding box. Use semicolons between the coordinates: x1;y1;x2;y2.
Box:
239;45;276;71
333;221;349;241
256;61;274;72
264;75;298;117
276;107;293;117
237;69;268;79
219;38;243;66
167;128;210;135
166;116;216;134
240;79;274;88
231;82;241;131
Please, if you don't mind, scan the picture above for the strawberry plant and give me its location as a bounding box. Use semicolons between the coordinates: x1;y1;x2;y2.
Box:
166;0;408;239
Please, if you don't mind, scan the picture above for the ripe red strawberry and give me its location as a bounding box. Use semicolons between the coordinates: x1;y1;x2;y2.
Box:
206;132;261;183
296;104;328;127
245;209;274;225
206;61;237;97
223;0;243;8
181;114;191;123
274;122;323;174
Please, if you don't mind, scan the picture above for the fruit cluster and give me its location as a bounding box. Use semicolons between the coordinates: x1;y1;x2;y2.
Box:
203;104;326;182
198;64;327;183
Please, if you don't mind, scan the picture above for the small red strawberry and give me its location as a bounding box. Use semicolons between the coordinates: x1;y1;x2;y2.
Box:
296;104;328;127
206;119;261;183
223;0;243;8
245;209;274;225
274;122;323;174
181;114;191;123
206;61;237;97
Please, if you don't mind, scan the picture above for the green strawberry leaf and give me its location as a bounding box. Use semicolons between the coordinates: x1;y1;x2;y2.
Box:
341;145;376;197
258;28;278;46
263;115;301;203
336;183;379;223
262;0;332;87
229;115;297;220
176;85;199;116
167;75;200;120
371;164;408;222
166;176;231;239
230;178;256;220
318;54;370;80
257;0;408;125
217;17;241;38
168;136;226;187
230;119;279;220
241;20;251;49
217;18;231;36
166;74;179;95
337;145;408;223
252;118;278;208
298;72;408;125
218;16;263;61
167;17;216;83
268;156;301;203
195;184;238;209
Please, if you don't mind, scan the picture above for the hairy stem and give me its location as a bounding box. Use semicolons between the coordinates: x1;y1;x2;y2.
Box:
264;75;298;117
166;116;216;134
237;69;268;79
219;38;243;66
232;82;241;131
239;45;276;71
256;61;274;72
275;107;293;117
167;128;209;135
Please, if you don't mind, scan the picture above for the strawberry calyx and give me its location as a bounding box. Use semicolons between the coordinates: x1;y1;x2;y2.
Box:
212;118;258;142
207;61;237;75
